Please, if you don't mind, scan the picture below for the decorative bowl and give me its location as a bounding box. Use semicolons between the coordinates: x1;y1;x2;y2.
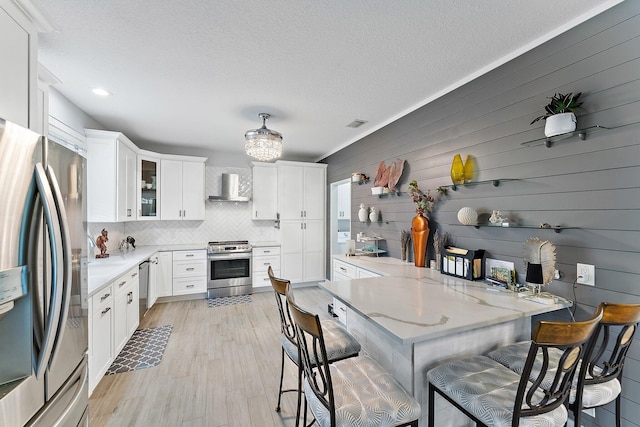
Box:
371;186;384;195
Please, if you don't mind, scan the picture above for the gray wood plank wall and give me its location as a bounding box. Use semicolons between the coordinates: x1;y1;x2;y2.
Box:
321;2;640;425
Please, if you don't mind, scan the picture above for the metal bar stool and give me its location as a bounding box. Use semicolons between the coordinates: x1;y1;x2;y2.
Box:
286;283;421;427
488;302;640;427
427;307;603;427
268;266;361;426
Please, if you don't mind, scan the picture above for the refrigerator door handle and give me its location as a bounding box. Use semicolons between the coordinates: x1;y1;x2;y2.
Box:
32;163;65;380
45;164;73;365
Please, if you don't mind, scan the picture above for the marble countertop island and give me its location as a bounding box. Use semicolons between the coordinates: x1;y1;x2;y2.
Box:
323;255;571;345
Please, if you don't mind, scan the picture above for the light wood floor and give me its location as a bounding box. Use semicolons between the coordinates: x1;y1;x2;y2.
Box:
89;286;334;427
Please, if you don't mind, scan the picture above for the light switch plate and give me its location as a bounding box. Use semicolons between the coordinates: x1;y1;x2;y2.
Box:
577;263;595;286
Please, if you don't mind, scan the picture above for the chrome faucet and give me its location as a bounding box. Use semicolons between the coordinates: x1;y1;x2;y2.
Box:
119;239;128;252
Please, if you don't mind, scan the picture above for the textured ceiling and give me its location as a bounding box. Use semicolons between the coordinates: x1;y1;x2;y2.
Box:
32;0;622;162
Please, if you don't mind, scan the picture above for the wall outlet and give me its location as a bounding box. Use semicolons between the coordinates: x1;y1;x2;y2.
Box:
576;263;595;286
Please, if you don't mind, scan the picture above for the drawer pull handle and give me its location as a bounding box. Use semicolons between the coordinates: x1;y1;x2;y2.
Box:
263;250;271;253
186;254;194;257
263;262;270;266
131;272;138;277
119;281;126;287
127;292;133;304
101;307;111;315
340;267;346;272
339;307;346;312
264;278;269;281
186;267;195;271
186;284;194;288
100;293;111;301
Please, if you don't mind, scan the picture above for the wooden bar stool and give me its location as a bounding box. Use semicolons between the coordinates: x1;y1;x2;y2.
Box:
268;266;361;426
427;308;602;427
286;284;420;427
488;302;640;427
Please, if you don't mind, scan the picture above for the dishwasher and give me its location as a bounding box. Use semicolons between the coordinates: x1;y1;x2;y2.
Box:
138;259;150;322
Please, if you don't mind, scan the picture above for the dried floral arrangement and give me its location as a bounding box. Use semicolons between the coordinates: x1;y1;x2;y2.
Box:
408;180;448;214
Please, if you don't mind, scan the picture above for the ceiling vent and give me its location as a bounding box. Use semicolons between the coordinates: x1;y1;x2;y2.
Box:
346;119;368;128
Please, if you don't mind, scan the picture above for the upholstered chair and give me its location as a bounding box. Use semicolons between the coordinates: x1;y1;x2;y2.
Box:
427;307;602;427
268;266;360;426
488;302;640;427
286;283;420;427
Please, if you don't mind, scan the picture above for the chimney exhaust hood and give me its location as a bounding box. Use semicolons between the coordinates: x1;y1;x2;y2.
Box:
208;173;250;202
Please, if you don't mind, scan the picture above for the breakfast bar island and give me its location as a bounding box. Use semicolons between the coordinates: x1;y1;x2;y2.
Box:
321;256;572;427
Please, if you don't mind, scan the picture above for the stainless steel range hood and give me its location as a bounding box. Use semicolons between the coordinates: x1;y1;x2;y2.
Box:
208;173;250;202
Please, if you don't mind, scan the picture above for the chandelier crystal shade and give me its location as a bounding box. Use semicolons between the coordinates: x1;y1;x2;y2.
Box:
244;113;283;161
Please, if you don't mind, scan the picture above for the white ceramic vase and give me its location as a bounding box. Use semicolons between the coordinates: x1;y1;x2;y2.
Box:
544;112;577;137
358;203;369;222
369;207;378;222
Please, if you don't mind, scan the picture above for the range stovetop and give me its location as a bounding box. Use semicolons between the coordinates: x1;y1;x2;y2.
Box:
207;240;252;254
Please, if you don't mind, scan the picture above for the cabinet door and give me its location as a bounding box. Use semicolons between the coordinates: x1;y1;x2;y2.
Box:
137;155;159;219
303;167;326;220
181;161;205;220
252;164;278;220
116;141;136;221
126;281;139;337
0;7;30;127
278;165;304;220
89;303;113;394
148;255;158;308
156;252;173;297
303;220;325;281
337;183;351;219
160;159;183;220
113;288;129;355
280;221;304;282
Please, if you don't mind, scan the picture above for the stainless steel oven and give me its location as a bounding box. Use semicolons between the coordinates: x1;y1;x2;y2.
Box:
207;240;252;298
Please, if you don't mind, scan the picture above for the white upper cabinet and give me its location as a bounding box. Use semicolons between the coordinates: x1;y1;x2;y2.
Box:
337;182;351;219
137;153;160;220
251;162;278;220
86;130;138;222
277;161;327;220
160;159;206;220
0;3;36;128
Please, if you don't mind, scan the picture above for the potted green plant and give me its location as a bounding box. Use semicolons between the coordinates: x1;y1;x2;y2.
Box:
530;92;583;137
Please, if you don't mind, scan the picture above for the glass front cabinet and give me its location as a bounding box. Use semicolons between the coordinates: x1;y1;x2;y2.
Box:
137;153;160;219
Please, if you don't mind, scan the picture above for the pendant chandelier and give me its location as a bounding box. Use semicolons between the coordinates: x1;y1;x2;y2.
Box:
244;113;283;161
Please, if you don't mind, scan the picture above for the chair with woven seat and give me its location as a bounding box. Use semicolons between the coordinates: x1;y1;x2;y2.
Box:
268;266;361;426
286;284;421;427
427;307;603;427
488;302;640;427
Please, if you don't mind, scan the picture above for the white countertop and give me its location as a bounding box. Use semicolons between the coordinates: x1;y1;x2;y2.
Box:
88;244;207;296
322;255;572;345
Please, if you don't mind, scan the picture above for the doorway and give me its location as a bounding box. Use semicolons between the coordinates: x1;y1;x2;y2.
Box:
329;179;351;256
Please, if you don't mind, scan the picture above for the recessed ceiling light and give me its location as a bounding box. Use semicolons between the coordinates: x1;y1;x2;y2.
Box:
92;88;111;96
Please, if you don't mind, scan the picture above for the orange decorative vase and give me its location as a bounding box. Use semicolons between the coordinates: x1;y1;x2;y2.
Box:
411;210;430;267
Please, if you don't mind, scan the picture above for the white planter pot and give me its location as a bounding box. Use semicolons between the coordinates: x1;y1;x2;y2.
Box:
544;112;577;137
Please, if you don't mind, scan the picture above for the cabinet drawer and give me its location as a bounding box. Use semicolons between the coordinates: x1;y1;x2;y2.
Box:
333;259;357;279
253;269;281;288
173;276;207;295
173;250;206;261
253;246;280;257
333;297;347;325
253;255;281;273
90;284;114;313
113;267;139;295
173;260;206;278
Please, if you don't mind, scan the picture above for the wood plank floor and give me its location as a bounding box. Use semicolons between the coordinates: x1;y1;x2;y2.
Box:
89;286;334;427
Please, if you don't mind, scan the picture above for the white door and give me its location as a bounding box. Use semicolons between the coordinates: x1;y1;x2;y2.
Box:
117;141;136;221
252;164;278;220
182;161;205;220
160;160;183;220
303;167;325;220
278;165;304;220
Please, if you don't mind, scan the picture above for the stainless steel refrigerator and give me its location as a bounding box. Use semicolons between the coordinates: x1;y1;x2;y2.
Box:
0;117;88;426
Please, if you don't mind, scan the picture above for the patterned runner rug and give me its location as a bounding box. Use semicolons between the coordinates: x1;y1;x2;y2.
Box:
207;294;252;308
106;325;173;375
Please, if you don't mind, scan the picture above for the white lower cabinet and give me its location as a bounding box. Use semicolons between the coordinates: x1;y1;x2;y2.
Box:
113;268;140;355
331;258;381;326
156;251;173;297
252;246;281;289
172;250;207;295
89;285;114;394
89;267;139;395
281;219;324;283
